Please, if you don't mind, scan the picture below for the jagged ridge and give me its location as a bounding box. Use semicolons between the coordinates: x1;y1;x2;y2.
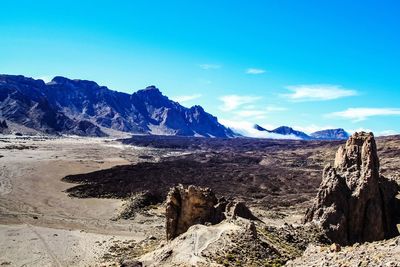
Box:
0;74;234;137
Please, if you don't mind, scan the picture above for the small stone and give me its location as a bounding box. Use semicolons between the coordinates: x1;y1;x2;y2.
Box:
329;243;341;252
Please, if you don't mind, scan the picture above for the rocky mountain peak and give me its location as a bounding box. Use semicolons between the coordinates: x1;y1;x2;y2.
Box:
136;85;163;95
49;76;100;89
0;74;46;88
272;126;311;140
305;132;399;245
254;124;269;132
310;128;349;140
143;85;159;91
0;75;233;137
135;85;165;100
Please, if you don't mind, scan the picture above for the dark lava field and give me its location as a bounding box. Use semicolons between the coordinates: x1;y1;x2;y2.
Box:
63;135;400;210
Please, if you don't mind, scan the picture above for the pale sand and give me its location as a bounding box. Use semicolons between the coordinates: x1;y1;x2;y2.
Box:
0;136;166;266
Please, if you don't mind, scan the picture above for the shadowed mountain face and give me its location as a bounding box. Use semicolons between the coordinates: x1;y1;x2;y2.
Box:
0;75;234;137
271;126;311;140
310;128;349;140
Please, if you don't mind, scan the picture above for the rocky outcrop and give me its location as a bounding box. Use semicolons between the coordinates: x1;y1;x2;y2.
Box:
166;185;219;240
0;120;8;133
286;236;400;267
305;132;399;245
165;185;256;240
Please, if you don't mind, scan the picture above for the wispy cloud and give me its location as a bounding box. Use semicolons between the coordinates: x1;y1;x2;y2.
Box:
328;107;400;122
265;105;287;112
233;105;287;118
282;84;357;102
246;68;266;74
378;130;399;136
199;64;221;70
219;95;261;111
220;119;300;139
172;94;202;103
234;110;268;118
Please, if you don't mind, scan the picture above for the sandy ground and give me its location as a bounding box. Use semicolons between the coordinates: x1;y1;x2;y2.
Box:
0;135;167;267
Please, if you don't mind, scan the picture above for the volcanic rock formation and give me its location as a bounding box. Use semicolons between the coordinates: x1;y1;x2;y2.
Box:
165;185;256;240
305;132;399;245
0;74;234;137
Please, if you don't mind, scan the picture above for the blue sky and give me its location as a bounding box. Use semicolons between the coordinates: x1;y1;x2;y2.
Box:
1;0;400;136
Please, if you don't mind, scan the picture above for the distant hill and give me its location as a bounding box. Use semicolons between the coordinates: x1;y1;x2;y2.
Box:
310;128;349;140
253;124;349;140
271;126;311;140
0;74;234;137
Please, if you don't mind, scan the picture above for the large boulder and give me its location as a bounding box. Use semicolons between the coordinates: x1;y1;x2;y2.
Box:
305;132;399;245
165;185;256;240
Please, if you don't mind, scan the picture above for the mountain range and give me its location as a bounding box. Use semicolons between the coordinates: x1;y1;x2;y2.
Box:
0;75;234;137
0;74;349;140
253;124;349;140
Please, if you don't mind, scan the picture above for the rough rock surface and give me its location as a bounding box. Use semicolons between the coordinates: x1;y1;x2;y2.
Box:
0;74;233;137
286;236;400;267
0;120;9;134
141;219;284;267
310;128;349;140
165;185;256;240
305;132;399;245
166;185;219;240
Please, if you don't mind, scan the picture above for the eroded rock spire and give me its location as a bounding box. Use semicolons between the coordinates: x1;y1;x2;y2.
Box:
305;132;399;245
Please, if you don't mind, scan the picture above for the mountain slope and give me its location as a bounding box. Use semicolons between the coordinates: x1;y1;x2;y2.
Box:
0;74;234;137
0;75;105;136
310;128;349;140
252;125;349;140
271;126;311;140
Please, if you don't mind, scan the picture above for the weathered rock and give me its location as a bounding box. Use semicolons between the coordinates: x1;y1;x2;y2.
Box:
0;120;8;129
166;185;219;240
165;185;256;240
225;201;258;221
329;243;341;252
0;120;9;134
120;259;142;267
305;132;399;245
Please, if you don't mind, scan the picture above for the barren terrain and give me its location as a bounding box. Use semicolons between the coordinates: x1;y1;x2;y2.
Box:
0;136;173;266
0;134;399;266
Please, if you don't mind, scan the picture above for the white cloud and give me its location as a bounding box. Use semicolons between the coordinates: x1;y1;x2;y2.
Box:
246;68;266;74
265;105;287;112
283;84;357;102
199;64;221;70
234;110;268;118
220;119;300;139
172;94;202;103
233;105;287;118
328;108;400;122
378;130;399;136
219;95;261;111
